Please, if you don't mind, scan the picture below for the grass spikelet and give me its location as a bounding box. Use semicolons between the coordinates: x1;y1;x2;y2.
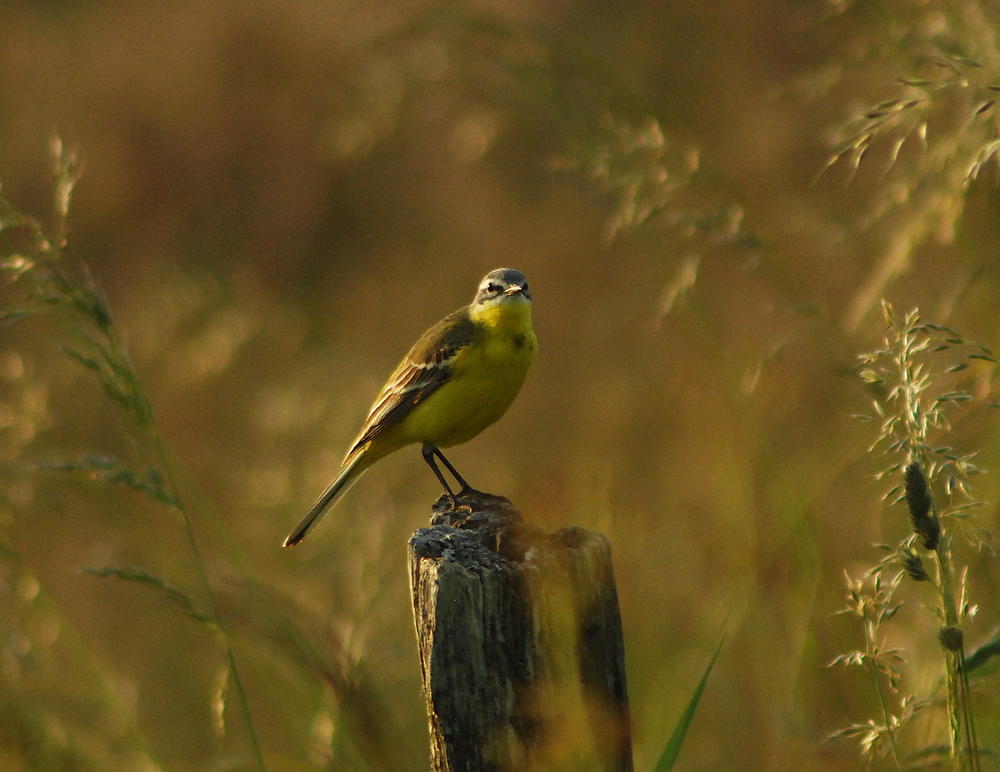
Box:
904;462;939;550
1;138;267;771
832;301;994;770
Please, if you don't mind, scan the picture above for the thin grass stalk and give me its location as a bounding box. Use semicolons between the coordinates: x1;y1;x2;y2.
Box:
933;540;980;772
148;435;267;771
956;646;980;772
866;607;904;771
893;311;977;769
933;543;962;764
5;138;268;771
845;303;995;769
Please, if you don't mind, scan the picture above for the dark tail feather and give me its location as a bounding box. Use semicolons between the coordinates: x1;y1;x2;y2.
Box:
283;458;366;547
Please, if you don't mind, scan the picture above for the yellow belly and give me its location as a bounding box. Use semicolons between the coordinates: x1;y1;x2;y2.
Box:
401;326;536;448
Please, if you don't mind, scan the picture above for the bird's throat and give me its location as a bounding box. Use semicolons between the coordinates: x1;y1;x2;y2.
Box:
470;296;534;333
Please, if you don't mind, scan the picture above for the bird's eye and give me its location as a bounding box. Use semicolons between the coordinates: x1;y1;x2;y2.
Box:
486;282;501;294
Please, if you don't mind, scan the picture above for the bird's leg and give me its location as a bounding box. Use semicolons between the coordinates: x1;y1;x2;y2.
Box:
422;442;457;504
432;447;476;497
421;443;476;506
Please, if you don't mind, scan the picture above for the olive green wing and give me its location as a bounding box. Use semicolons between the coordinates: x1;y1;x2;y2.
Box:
344;309;476;462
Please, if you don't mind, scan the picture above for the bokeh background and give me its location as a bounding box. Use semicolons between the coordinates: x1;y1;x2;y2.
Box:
2;0;1000;770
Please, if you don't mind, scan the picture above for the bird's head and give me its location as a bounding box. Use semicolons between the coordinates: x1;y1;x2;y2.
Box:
473;268;531;304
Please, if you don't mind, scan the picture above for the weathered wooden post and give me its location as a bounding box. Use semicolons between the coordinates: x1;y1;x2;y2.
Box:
409;493;632;771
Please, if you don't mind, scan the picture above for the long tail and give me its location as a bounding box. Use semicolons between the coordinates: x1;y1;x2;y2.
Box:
283;455;367;547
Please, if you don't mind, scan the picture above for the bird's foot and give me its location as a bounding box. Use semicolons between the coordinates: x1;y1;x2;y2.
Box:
431;489;518;527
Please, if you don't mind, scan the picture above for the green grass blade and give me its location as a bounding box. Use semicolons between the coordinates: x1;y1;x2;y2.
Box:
654;637;725;771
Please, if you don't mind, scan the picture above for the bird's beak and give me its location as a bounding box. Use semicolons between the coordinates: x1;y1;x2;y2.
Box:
504;285;525;296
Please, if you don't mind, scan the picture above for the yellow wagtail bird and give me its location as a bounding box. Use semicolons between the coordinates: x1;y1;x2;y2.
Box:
283;267;537;547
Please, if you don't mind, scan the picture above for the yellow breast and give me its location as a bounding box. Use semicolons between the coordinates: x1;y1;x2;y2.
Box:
404;296;536;447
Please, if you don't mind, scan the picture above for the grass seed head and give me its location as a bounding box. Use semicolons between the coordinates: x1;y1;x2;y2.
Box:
904;462;940;550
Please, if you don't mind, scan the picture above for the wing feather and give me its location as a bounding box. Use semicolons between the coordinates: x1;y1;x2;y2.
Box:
344;310;476;461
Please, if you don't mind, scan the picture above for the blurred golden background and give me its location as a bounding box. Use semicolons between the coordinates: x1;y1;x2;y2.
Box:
2;0;1000;770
